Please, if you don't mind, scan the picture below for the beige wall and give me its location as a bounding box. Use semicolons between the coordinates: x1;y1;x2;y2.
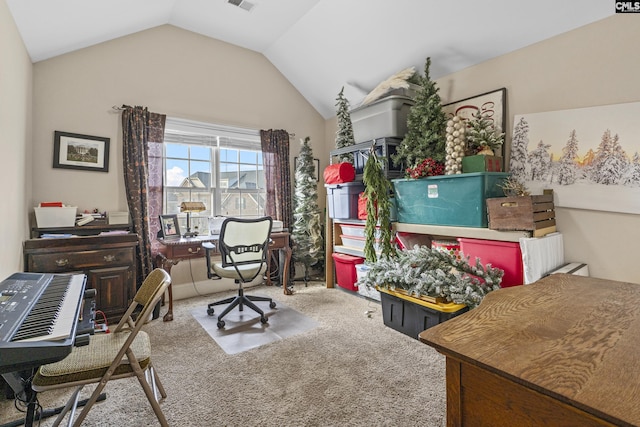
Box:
32;24;325;212
31;25;326;297
3;8;638;290
433;14;639;284
0;0;32;278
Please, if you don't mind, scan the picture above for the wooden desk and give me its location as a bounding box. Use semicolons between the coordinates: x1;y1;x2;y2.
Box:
419;274;640;427
155;231;292;322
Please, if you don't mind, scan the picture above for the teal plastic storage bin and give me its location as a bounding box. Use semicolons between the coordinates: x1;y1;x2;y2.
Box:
392;172;510;227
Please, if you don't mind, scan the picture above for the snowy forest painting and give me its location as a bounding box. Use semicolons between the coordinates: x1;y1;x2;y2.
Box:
510;102;640;214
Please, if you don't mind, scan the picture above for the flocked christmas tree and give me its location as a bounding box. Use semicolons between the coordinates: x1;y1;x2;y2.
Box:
392;57;447;169
466;110;504;155
292;137;324;283
335;87;355;163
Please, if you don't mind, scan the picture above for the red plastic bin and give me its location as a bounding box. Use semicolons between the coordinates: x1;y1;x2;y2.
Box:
331;252;364;291
457;238;523;287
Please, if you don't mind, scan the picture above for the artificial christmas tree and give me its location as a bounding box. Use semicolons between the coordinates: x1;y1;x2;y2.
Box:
466;109;504;156
392;57;447;169
292;137;324;284
335;87;355;163
462;109;505;172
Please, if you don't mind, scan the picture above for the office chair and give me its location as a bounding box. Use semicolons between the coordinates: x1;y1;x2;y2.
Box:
31;268;172;427
203;216;276;329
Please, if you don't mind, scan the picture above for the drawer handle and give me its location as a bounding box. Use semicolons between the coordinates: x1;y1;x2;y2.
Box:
188;247;201;254
55;258;69;267
104;254;117;262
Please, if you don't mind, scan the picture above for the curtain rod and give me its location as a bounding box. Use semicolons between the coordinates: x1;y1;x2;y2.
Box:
114;107;296;138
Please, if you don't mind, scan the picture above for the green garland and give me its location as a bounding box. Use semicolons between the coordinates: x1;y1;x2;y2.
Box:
362;146;393;263
357;245;503;309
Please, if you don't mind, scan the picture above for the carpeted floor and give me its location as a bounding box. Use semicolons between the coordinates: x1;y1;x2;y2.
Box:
0;282;447;427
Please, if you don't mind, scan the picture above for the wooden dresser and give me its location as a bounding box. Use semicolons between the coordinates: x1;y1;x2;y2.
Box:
23;234;138;324
419;274;640;427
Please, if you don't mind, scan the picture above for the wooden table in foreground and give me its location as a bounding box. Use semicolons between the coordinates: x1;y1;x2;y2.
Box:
419;274;640;427
155;231;292;322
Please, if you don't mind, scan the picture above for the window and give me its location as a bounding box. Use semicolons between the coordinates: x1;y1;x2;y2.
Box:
162;118;265;233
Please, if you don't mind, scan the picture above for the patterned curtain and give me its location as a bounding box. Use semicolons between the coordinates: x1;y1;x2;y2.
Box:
121;106;166;288
260;129;294;281
260;129;292;228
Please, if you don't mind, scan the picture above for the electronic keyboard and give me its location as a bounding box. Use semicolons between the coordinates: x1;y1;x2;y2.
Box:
0;272;86;374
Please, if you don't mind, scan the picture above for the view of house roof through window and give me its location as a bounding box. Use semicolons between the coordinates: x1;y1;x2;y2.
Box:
163;118;265;235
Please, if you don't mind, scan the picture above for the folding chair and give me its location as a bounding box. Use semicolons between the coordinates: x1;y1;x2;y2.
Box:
31;268;171;427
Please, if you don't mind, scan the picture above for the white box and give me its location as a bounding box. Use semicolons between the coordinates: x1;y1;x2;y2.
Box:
350;95;414;143
108;211;130;225
209;216;227;235
34;206;77;228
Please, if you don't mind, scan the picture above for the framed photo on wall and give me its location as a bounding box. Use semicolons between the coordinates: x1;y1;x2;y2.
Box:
159;214;181;239
53;131;110;172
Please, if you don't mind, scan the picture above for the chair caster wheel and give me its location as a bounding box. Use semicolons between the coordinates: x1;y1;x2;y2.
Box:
217;320;225;328
269;301;276;309
207;308;215;316
260;317;268;324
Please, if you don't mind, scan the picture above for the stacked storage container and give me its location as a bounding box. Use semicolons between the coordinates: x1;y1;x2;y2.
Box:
331;252;363;291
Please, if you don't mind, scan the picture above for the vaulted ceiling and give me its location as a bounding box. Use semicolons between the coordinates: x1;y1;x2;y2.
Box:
6;0;614;118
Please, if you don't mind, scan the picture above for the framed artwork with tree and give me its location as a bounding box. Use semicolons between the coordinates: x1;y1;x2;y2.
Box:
510;101;640;214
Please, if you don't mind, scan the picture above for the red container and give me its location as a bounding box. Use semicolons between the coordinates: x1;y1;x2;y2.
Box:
457;238;523;287
331;252;364;291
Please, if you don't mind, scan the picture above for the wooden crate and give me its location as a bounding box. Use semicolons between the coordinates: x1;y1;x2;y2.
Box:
487;193;556;237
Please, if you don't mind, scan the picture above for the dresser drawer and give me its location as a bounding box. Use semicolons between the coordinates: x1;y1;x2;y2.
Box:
27;248;135;272
169;243;205;258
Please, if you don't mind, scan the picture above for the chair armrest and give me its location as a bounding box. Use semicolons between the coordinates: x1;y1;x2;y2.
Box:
202;241;221;280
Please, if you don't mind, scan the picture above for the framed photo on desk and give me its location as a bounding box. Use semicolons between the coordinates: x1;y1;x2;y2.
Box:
159;215;180;239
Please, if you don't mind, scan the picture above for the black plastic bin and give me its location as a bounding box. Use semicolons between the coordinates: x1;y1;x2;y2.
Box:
380;290;469;340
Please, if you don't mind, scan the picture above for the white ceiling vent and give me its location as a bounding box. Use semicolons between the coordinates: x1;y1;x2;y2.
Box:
227;0;255;12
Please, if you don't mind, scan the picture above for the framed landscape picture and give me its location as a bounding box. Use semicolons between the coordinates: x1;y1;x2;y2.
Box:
53;131;110;172
509;101;640;214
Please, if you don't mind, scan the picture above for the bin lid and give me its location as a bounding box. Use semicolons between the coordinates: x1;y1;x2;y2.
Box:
331;252;364;262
